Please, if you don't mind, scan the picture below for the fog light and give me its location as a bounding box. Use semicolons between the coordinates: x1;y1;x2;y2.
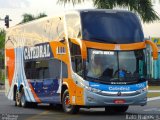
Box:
87;96;94;102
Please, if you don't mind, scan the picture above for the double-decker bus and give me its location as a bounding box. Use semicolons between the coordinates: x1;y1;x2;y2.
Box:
5;9;158;114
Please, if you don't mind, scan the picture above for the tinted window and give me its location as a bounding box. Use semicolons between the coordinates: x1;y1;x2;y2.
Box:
25;59;68;79
81;11;144;44
69;40;83;76
87;49;147;83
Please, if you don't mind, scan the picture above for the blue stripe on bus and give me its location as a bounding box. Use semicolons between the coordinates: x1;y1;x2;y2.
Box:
89;81;147;92
29;79;61;103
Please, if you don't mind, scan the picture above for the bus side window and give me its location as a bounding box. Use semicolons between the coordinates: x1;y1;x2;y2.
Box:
69;41;83;76
24;59;62;80
62;62;68;78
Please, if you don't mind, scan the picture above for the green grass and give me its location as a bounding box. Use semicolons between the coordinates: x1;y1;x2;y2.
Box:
148;86;160;90
148;86;160;98
147;92;160;98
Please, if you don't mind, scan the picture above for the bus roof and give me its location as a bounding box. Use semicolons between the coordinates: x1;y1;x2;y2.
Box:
67;9;134;14
7;11;65;30
7;9;133;31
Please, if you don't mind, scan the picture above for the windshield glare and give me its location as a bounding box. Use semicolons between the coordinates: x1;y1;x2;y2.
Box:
86;49;147;82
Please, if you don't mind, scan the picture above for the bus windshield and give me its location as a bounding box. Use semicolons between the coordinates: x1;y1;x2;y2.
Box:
81;11;144;44
86;49;147;83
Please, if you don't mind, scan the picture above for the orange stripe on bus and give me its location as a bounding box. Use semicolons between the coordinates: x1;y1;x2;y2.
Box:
145;40;158;60
83;40;146;51
6;48;15;86
28;81;41;103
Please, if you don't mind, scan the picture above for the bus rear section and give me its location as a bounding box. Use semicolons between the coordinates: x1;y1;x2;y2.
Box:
5;9;158;114
5;15;70;108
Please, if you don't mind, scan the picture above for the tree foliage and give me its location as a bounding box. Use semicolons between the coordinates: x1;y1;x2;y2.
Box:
0;29;5;50
0;29;5;76
57;0;159;23
20;12;47;24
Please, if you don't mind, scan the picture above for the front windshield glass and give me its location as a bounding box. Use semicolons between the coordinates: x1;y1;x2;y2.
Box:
86;49;147;83
81;11;144;44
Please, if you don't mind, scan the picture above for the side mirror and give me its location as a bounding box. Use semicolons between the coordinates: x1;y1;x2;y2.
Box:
145;40;158;60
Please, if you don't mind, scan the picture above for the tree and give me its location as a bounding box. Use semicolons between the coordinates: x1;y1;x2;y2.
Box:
36;13;47;19
57;0;159;23
20;12;47;24
0;29;5;84
0;29;5;50
20;13;34;24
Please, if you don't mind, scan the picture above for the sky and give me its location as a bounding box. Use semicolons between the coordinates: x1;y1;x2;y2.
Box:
142;2;160;38
0;0;160;37
0;0;94;27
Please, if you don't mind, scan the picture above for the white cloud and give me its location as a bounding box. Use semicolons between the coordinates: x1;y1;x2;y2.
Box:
0;0;29;8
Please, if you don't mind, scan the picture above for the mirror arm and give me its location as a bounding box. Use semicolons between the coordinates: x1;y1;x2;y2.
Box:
145;40;158;60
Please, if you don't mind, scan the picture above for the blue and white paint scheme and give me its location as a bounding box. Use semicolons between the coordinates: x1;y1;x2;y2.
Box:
89;81;147;92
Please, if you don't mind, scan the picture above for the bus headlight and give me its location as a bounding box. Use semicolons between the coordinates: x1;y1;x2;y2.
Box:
85;85;101;93
137;87;147;93
72;73;101;93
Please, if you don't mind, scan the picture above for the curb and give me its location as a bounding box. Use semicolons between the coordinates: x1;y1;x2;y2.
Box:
148;90;160;93
148;96;160;101
0;90;4;93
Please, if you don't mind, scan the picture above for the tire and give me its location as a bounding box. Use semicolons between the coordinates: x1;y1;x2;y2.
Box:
15;91;21;107
62;89;79;114
105;106;129;113
20;88;28;108
20;88;37;108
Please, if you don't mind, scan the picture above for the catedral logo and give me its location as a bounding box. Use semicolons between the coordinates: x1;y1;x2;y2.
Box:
109;87;130;91
24;44;51;60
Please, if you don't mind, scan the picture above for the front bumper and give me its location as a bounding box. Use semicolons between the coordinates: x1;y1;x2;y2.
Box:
84;89;147;106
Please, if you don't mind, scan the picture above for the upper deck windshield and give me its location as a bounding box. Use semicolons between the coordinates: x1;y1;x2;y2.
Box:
86;49;147;83
81;11;144;44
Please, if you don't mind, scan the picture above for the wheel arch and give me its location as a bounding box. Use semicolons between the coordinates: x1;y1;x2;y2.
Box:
13;84;17;101
19;84;24;93
61;83;69;102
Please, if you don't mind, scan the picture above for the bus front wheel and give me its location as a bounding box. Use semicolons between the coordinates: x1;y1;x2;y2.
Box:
105;106;129;113
62;89;79;114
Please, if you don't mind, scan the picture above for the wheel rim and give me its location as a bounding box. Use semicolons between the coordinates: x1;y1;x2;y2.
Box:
16;92;20;106
63;93;72;112
21;93;25;106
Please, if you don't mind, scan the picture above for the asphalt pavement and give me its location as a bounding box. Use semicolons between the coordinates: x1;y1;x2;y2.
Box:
0;91;160;120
